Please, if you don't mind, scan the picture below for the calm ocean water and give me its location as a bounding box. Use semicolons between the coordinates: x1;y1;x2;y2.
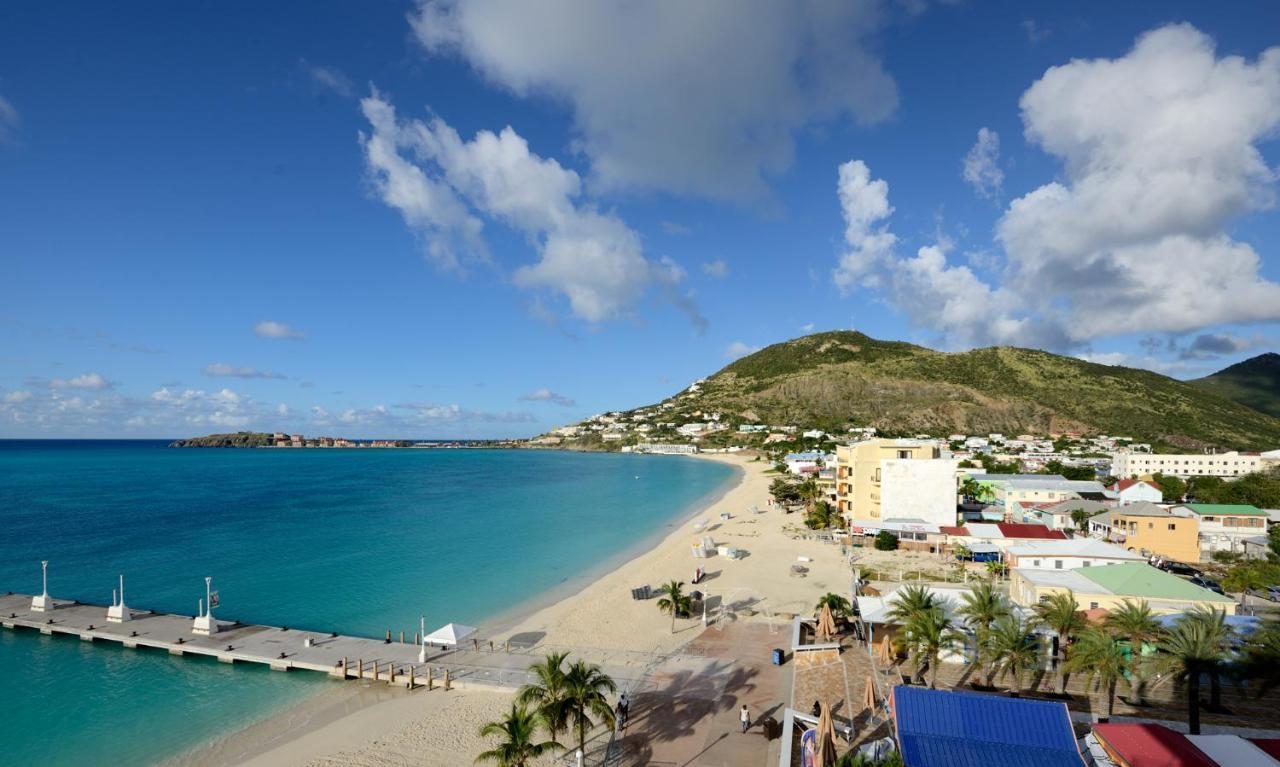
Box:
0;440;735;766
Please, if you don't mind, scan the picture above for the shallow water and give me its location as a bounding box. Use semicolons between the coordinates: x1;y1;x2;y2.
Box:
0;441;734;766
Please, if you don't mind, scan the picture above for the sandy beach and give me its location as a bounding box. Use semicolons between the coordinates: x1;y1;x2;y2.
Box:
177;452;850;766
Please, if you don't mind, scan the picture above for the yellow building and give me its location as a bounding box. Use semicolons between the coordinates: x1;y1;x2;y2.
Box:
1086;502;1201;563
1011;562;1234;615
834;438;949;522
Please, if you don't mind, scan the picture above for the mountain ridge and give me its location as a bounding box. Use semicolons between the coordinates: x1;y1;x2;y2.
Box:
1190;352;1280;420
556;332;1280;451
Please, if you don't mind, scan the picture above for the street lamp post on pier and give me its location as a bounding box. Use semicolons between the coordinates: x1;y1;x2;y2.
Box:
107;573;132;623
192;576;218;636
31;560;55;612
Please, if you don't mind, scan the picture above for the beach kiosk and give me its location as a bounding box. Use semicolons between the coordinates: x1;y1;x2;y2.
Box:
425;622;477;649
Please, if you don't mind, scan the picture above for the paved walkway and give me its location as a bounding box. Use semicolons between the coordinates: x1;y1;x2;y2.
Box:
609;621;790;767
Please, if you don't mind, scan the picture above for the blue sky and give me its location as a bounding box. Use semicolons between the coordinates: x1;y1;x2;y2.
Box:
3;1;1280;438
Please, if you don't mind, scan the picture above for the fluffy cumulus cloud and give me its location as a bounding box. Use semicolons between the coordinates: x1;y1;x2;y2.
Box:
50;372;110;390
410;0;897;202
519;388;575;407
254;321;305;340
962;127;1003;199
203;363;286;380
360;92;699;325
997;23;1280;345
724;341;761;360
834;24;1280;353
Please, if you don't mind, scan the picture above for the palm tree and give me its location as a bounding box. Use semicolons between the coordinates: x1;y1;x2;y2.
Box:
563;660;617;755
1186;606;1234;710
988;615;1039;696
984;559;1007;581
886;584;936;626
476;704;562;767
904;607;965;688
797;478;821;512
1152;610;1233;734
1237;618;1280;697
815;593;852;619
1033;591;1083;693
515;651;570;748
957;582;1010;685
656;580;692;634
1063;629;1128;720
1070;507;1093;533
1104;600;1161;704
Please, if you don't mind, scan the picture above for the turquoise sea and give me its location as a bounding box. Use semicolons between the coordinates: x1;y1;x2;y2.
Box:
0;440;736;766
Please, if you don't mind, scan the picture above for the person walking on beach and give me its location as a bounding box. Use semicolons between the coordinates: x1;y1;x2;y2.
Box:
740;704;750;733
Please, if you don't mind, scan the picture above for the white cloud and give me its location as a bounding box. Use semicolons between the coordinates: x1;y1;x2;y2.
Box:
661;221;690;235
410;0;897;201
725;341;761;360
519;388;575;407
995;23;1280;345
800;323;815;334
1021;19;1049;45
300;59;354;99
962;127;1003;199
276;403;290;417
832;24;1280;354
701;260;729;279
203;363;286;380
832;159;898;292
4;390;32;404
360;92;698;325
50;372;110;390
395;402;537;423
0;93;18;143
254;321;305;340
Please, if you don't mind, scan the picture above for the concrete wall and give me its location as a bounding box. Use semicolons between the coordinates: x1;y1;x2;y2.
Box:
879;458;960;527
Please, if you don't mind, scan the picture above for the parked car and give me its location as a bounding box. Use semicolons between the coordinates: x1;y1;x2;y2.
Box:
1162;561;1201;577
1188;576;1225;595
1265;585;1280;602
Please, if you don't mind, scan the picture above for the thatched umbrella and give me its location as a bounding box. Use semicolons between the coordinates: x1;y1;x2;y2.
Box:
814;701;840;766
816;602;838;641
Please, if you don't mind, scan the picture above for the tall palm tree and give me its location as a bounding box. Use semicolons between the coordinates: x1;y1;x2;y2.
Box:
515;651;570;749
475;704;561;767
988;615;1039;696
1063;629;1129;721
797;478;821;512
1033;591;1083;693
1070;508;1093;533
1237;618;1280;697
887;584;936;626
563;660;617;755
1104;600;1161;704
1188;606;1234;710
1152;608;1235;734
904;607;965;688
656;580;692;634
815;593;852;619
957;582;1010;685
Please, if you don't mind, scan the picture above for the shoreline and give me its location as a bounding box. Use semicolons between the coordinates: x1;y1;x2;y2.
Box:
170;451;761;767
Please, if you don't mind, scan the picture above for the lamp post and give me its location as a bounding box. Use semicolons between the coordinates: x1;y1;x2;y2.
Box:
32;560;54;612
418;614;427;662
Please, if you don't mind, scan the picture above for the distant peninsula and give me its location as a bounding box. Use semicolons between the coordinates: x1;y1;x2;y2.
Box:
169;431;412;448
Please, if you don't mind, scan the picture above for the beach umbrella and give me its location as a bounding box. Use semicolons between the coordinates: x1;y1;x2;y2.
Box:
863;675;877;715
814;701;839;766
817;603;838;641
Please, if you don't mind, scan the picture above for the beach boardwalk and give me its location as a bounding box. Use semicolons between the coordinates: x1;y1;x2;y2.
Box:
0;592;641;692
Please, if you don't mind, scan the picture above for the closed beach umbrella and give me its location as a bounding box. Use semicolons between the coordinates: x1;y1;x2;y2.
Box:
817;603;838;641
815;701;839;766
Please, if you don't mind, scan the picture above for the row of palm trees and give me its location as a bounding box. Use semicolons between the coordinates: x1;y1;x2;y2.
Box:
882;583;1278;733
476;651;618;766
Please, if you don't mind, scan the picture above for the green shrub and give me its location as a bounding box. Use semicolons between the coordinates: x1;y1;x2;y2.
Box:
874;531;899;551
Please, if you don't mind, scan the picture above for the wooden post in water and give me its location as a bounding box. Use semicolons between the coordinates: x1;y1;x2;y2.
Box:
385;629;391;644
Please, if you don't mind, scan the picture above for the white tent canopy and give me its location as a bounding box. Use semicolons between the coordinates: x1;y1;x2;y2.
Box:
425;622;477;647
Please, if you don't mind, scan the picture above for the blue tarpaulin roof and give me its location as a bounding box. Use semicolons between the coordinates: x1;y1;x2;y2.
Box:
893;687;1085;767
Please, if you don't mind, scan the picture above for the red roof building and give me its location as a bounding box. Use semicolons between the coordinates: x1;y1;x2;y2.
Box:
995;522;1068;540
1093;724;1217;767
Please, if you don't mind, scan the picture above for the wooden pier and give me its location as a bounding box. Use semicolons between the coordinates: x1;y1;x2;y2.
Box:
0;592;640;692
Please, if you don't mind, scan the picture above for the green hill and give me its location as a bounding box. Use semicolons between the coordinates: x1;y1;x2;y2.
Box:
170;431;275;448
1189;353;1280;419
571;332;1280;451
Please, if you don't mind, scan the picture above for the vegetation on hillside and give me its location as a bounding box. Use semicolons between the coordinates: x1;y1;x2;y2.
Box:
554;331;1280;452
169;431;275;448
1190;353;1280;419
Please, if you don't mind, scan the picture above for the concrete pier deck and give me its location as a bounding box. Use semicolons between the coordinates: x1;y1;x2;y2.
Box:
0;592;643;692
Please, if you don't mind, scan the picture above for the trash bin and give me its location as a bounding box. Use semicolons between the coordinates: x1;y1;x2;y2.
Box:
771;648;784;666
762;716;779;739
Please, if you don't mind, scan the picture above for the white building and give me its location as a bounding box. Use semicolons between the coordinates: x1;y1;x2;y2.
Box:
877;458;962;527
1171;503;1270;555
1004;538;1146;571
1115;478;1163;505
1111;450;1275;480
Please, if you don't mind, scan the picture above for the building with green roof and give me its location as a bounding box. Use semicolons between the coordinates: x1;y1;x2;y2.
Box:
1011;562;1233;615
1173;503;1268;557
